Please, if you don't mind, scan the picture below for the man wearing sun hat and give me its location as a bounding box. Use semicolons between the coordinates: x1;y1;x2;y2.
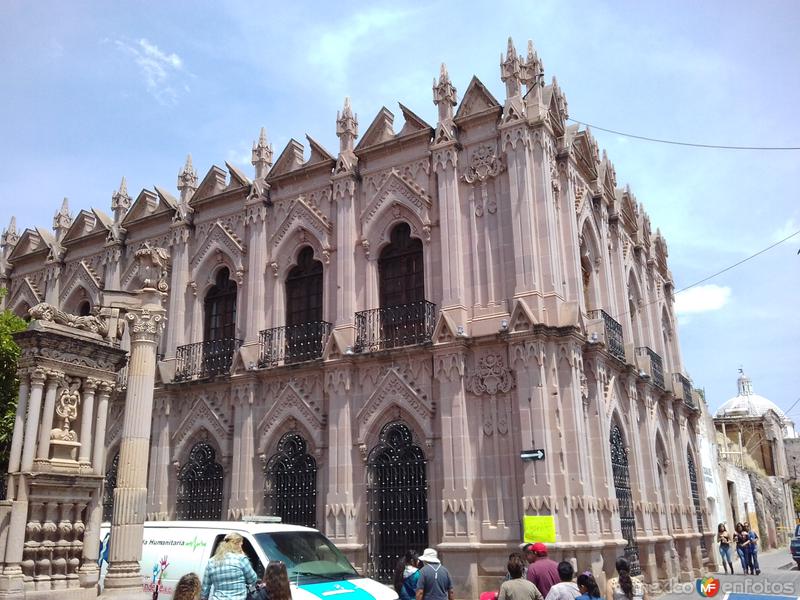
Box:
526;543;559;598
415;548;454;600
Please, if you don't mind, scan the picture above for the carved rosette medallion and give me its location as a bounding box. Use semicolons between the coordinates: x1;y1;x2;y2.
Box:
462;145;504;216
466;354;515;397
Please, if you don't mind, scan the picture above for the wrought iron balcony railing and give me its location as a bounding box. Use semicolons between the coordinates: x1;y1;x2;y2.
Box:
635;346;665;389
174;338;242;382
587;309;625;362
258;321;332;368
355;300;436;352
673;373;696;410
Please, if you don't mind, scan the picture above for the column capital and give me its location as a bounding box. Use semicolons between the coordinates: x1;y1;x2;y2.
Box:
126;307;167;343
83;377;101;392
45;368;64;385
98;380;116;395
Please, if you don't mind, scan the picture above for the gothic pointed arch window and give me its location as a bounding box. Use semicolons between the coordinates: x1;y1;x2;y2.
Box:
176;442;224;521
378;223;424;308
205;267;237;342
78;300;91;317
367;421;428;583
264;432;317;527
610;424;641;575
687;450;707;555
103;452;120;522
283;246;326;362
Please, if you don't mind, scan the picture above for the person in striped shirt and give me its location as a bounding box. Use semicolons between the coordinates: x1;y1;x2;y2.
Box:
201;533;259;600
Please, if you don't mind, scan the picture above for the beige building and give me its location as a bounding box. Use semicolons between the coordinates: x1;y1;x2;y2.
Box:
0;39;709;596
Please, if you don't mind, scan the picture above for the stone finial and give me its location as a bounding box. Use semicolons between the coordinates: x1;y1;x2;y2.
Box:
432;63;457;123
177;154;198;203
500;36;522;98
251;127;274;180
52;197;73;242
111;176;132;223
520;40;544;91
1;216;19;249
336;97;359;154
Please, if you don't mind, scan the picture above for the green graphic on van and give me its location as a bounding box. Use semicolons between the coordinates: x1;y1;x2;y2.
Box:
186;537;207;551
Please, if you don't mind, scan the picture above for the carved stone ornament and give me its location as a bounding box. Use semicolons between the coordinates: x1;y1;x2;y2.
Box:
462;146;504;217
467;354;515;396
134;242;170;291
126;309;166;341
50;378;80;442
28;302;109;337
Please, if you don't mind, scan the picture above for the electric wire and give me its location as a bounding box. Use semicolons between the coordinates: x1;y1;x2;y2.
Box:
568;118;800;151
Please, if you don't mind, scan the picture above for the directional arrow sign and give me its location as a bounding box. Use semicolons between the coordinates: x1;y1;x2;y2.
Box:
521;449;545;461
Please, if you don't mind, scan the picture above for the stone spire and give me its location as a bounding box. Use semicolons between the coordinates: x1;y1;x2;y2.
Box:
1;216;19;250
432;63;458;123
500;37;522;98
111;176;131;224
53;198;72;242
737;368;754;396
520;40;544;91
177;154;198;203
336;97;359;154
251;127;273;180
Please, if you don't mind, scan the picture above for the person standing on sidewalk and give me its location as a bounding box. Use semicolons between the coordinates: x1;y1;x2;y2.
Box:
717;523;734;574
416;548;454;600
734;523;750;574
526;543;560;599
744;522;760;575
544;562;580;600
499;554;543;600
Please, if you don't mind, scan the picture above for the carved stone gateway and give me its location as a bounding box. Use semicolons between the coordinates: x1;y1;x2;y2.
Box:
0;312;127;600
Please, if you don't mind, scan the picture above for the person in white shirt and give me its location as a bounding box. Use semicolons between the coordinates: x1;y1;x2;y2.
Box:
544;562;580;600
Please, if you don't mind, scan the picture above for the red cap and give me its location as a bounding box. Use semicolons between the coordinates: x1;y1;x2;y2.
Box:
532;542;548;554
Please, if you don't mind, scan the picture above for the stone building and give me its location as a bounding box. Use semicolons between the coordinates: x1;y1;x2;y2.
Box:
0;39;709;596
714;370;795;548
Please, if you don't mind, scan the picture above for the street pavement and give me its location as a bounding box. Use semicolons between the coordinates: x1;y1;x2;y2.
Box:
656;548;800;600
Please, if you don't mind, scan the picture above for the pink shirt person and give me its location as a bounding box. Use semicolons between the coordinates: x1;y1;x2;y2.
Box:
525;543;560;599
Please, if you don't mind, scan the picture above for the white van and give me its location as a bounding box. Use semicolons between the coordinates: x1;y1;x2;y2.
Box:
99;519;397;600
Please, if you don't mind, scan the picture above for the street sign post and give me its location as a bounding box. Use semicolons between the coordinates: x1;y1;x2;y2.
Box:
520;449;545;461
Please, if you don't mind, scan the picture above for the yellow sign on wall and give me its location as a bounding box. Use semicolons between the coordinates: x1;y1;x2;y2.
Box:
523;515;556;544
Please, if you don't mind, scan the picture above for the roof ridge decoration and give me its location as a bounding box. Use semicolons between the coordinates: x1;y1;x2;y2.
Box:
455;76;501;121
270;138;306;178
122;188;176;227
61;209;113;245
432;63;458;145
191;165;228;207
252;127;274;181
397;102;433;135
53;197;73;243
177;154;198;204
361;168;432;227
356;106;396;150
225;161;252;188
305;135;336;165
111;177;131;223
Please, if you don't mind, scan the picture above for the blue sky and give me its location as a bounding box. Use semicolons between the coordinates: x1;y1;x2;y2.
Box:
1;1;798;416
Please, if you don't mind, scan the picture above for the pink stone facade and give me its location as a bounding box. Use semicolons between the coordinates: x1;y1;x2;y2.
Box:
0;39;710;597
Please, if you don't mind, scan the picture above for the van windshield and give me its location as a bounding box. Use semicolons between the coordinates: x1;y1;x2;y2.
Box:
254;532;358;583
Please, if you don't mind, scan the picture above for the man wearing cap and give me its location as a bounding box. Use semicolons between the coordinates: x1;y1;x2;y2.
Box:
525;543;559;598
416;548;454;600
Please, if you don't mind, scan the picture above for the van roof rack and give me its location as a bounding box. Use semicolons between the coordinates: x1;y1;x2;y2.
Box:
240;515;283;523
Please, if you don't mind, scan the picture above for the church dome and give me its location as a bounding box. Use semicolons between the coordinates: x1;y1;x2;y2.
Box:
715;370;784;419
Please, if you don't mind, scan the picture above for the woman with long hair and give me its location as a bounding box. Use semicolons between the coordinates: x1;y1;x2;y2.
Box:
605;558;646;600
717;523;734;574
576;572;602;600
263;561;292;600
201;533;259;600
734;523;750;574
393;550;420;600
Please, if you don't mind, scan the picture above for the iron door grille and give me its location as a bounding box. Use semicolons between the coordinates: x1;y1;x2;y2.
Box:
367;422;429;583
610;425;641;576
264;432;318;528
103;452;119;522
176;442;224;521
688;451;707;554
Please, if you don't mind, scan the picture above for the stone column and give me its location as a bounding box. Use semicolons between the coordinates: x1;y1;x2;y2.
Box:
20;369;46;471
77;379;98;465
92;384;112;475
164;224;190;357
104;288;166;592
244;205;268;341
35;370;62;463
6;372;30;496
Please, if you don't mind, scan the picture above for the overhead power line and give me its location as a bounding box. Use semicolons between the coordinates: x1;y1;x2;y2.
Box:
568;118;800;151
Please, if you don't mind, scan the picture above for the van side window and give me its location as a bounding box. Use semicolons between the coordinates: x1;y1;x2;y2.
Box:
209;535;265;580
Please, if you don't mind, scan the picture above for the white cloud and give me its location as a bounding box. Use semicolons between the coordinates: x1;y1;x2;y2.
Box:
115;38;186;106
772;217;798;243
675;284;732;316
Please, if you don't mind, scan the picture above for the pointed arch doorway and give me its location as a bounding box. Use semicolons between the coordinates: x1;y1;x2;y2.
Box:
610;424;641;575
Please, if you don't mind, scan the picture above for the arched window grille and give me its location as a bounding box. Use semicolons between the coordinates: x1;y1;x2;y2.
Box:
688;450;707;555
610;424;641;575
367;421;428;583
102;452;120;522
264;432;317;528
176;442;224;521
